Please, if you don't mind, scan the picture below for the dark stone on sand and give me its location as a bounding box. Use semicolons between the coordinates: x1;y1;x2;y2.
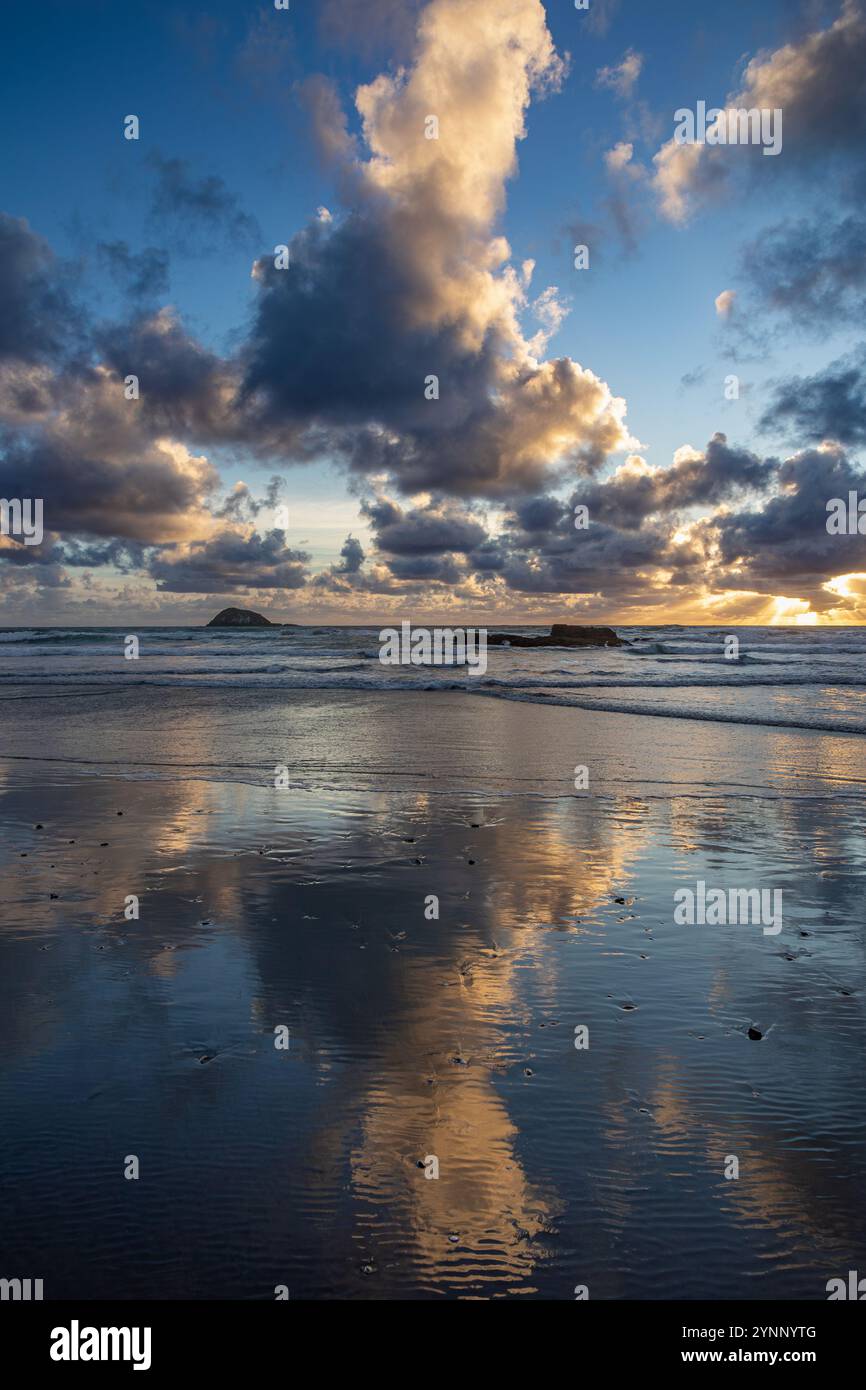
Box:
747;1026;763;1040
207;607;273;627
487;623;623;648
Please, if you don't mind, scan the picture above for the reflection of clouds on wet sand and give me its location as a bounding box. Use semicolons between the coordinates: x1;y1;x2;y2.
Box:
1;708;865;1297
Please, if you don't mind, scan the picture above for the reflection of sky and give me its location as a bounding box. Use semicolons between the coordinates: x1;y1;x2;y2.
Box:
1;694;864;1297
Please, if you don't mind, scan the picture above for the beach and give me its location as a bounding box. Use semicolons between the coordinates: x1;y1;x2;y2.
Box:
1;684;865;1300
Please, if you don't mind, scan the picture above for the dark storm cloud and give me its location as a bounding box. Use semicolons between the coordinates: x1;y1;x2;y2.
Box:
149;529;311;593
505;436;770;540
0;214;83;362
331;433;782;601
95;311;236;441
361;498;488;555
58;539;148;571
710;445;866;592
500;520;696;596
581;434;771;529
242;217;623;498
510;495;568;534
0;413;219;544
385;553;464;583
761;346;866;447
335;535;365;574
242;217;499;458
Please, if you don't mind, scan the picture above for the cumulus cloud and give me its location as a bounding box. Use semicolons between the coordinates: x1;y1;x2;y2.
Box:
0;214;83;363
761;345;866;447
3;0;864;624
0;374;221;546
652;0;866;222
708;443;866;606
149;529;310;593
362;496;488;555
242;0;635;497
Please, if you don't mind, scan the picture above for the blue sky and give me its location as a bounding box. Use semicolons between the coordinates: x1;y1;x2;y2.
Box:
1;0;865;623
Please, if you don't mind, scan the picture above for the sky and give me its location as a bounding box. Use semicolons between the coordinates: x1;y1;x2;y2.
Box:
1;0;866;626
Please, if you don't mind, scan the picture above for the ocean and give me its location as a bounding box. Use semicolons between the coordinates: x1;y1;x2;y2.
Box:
2;624;866;735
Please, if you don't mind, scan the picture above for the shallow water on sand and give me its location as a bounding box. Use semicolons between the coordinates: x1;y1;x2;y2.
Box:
0;691;864;1299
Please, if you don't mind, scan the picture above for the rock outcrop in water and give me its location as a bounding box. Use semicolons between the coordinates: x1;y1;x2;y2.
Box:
487;623;623;648
207;607;272;627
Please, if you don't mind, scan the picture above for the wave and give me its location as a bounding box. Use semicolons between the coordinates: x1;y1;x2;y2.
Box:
0;668;863;693
473;687;866;735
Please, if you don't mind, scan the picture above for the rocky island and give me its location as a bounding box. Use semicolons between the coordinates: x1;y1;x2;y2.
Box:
487;623;623;648
207;607;273;627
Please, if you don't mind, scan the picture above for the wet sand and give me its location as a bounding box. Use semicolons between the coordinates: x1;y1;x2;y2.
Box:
0;690;865;1299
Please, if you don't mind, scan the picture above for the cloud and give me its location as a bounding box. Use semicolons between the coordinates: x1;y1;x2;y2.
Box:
146;152;262;252
761;345;866;447
149;528;310;592
97;240;170;305
652;0;866;222
599;140;648;255
335;535;365;574
596;50;643;99
362;496;488;554
740;213;866;329
0;372;221;546
709;443;866;603
215;475;285;522
0;214;83;363
242;0;635;498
